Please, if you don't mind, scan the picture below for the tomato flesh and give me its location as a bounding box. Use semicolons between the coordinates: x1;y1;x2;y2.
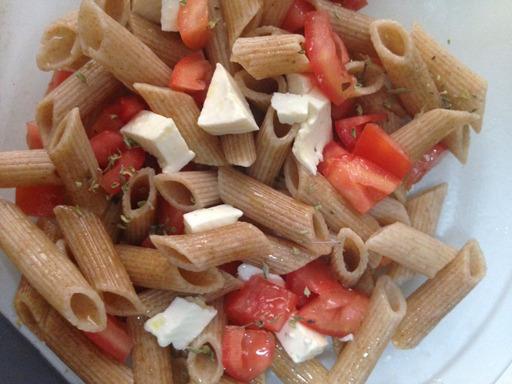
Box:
90;131;127;169
170;52;213;92
117;95;146;123
26;121;43;149
15;185;66;217
83;315;133;363
222;326;275;382
332;0;368;11
156;196;185;235
281;0;315;32
46;70;73;94
225;275;298;332
177;0;211;50
100;147;146;195
335;114;388;150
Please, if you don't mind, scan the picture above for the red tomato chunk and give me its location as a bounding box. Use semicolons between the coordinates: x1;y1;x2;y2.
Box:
25;121;43;150
335;114;388;150
15;185;67;217
177;0;211;50
100;147;146;195
281;0;315;32
83;315;133;363
90;131;127;169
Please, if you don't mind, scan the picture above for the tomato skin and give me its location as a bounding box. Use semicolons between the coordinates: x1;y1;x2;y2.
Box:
156;197;185;235
117;95;146;123
100;148;146;195
335;114;388;150
304;11;354;105
15;185;67;217
404;144;447;188
225;276;298;332
90;131;127;169
177;0;211;50
331;99;356;120
91;95;145;134
26;121;43;149
46;70;73;94
222;326;276;382
281;0;315;32
352;123;412;179
170;52;213;93
84;315;134;363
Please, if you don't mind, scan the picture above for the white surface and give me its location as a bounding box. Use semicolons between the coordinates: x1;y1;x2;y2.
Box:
271;92;310;124
237;263;285;287
183;204;243;233
160;0;179;32
0;1;511;383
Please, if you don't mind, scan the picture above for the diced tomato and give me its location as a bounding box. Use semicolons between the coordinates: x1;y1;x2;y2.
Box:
331;99;356;120
141;236;156;248
100;148;146;195
117;95;146;123
90;131;127;169
353;123;412;179
157;197;185;235
15;185;66;217
298;286;369;337
304;11;354;105
26;121;43;149
404;144;447;189
222;326;275;382
84;315;133;363
332;0;368;11
281;0;315;32
335;114;388;150
177;0;211;50
225;275;298;332
169;52;213;92
91;104;125;134
220;261;242;276
46;70;73;94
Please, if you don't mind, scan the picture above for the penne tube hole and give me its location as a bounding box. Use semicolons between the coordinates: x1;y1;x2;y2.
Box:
341;238;361;273
103;292;139;313
70;292;104;326
284;155;299;196
103;0;126;23
179;268;218;287
129;177;151;210
312;211;329;241
160;181;195;207
379;276;405;314
375;23;407;57
189;342;220;376
273;112;293;138
79;3;105;53
16;302;39;333
43;27;77;64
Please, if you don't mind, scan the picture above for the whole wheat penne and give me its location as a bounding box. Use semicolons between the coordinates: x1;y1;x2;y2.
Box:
265;235;321;275
231;35;310;80
345;60;386;98
393;240;486;349
206;0;236;73
121;168;157;244
95;0;131;25
234;70;287;111
36;217;63;242
442;123;471;164
311;0;375;56
219;167;331;255
366;222;457;278
261;0;294;27
390;109;479;162
284;155;380;241
187;300;225;384
36;60;122;144
369;197;411;226
331;228;369;287
151;222;272;271
132;0;161;23
248;107;298;185
221;133;257;167
246;25;289;37
412;24;487;132
0;200;106;332
134;83;226;166
128;13;192;68
127;315;174;384
14;277;52;339
47;108;108;216
78;0;172;90
202;272;244;303
172;358;190;384
272;342;328;384
116;245;225;293
54;206;145;316
139;289;179;318
155;171;220;212
0;150;61;187
220;0;263;48
389;184;448;285
358;88;408;135
328;276;406;384
101;199;122;242
354;269;375;296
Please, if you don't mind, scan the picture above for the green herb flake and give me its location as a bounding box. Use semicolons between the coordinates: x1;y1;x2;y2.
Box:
288;315;305;328
111;181;120;189
355;104;363;116
262;263;270;280
351;128;356;138
75;71;87;84
447;39;451;45
73;205;83;216
74;181;83;188
291;247;300;256
314;204;322;211
137;200;146;208
120;214;131;224
208;19;219;29
179;0;187;5
382;101;393;111
123;136;139;149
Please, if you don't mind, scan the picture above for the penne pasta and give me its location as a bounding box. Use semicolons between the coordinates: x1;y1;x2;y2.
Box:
369;197;411;226
234;70;287;111
78;0;172;90
155;171;220;212
246;25;289;37
354;268;375;296
134;83;226;166
220;0;263;48
366;222;457;278
248;107;298;185
412;24;487;133
221;133;257;167
345;60;386;98
132;0;161;23
231;35;310;80
218;166;331;255
206;0;236;73
441;123;471;164
14;277;52;339
95;0;131;25
0;199;106;332
186;300;225;384
46;108;108;216
151;222;272;271
116;245;225;293
393;240;486;349
202;272;244;303
328;276;406;384
121;168;157;244
36;217;63;243
0;150;61;187
330;228;369;287
261;0;294;27
284;155;380;240
271;342;328;384
265;235;321;275
128;13;193;68
101;199;123;242
138;289;179;318
127;315;174;384
54;205;145;316
36;60;122;144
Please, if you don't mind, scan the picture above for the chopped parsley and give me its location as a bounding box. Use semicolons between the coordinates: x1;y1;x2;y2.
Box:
262;263;270;280
75;71;87;84
187;345;215;361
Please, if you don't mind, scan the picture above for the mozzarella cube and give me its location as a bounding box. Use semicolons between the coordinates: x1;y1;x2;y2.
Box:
198;63;259;135
271;93;309;125
237;263;285;287
144;297;217;349
184;204;243;233
161;0;180;32
121;111;195;173
286;73;313;95
276;315;329;363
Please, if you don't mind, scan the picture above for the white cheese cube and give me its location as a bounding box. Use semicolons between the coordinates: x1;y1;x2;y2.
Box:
184;204;243;233
121;111;195;173
276;315;329;363
161;0;180;32
144;297;217;349
271;93;309;125
198;63;259;135
286;73;313;95
237;263;285;287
